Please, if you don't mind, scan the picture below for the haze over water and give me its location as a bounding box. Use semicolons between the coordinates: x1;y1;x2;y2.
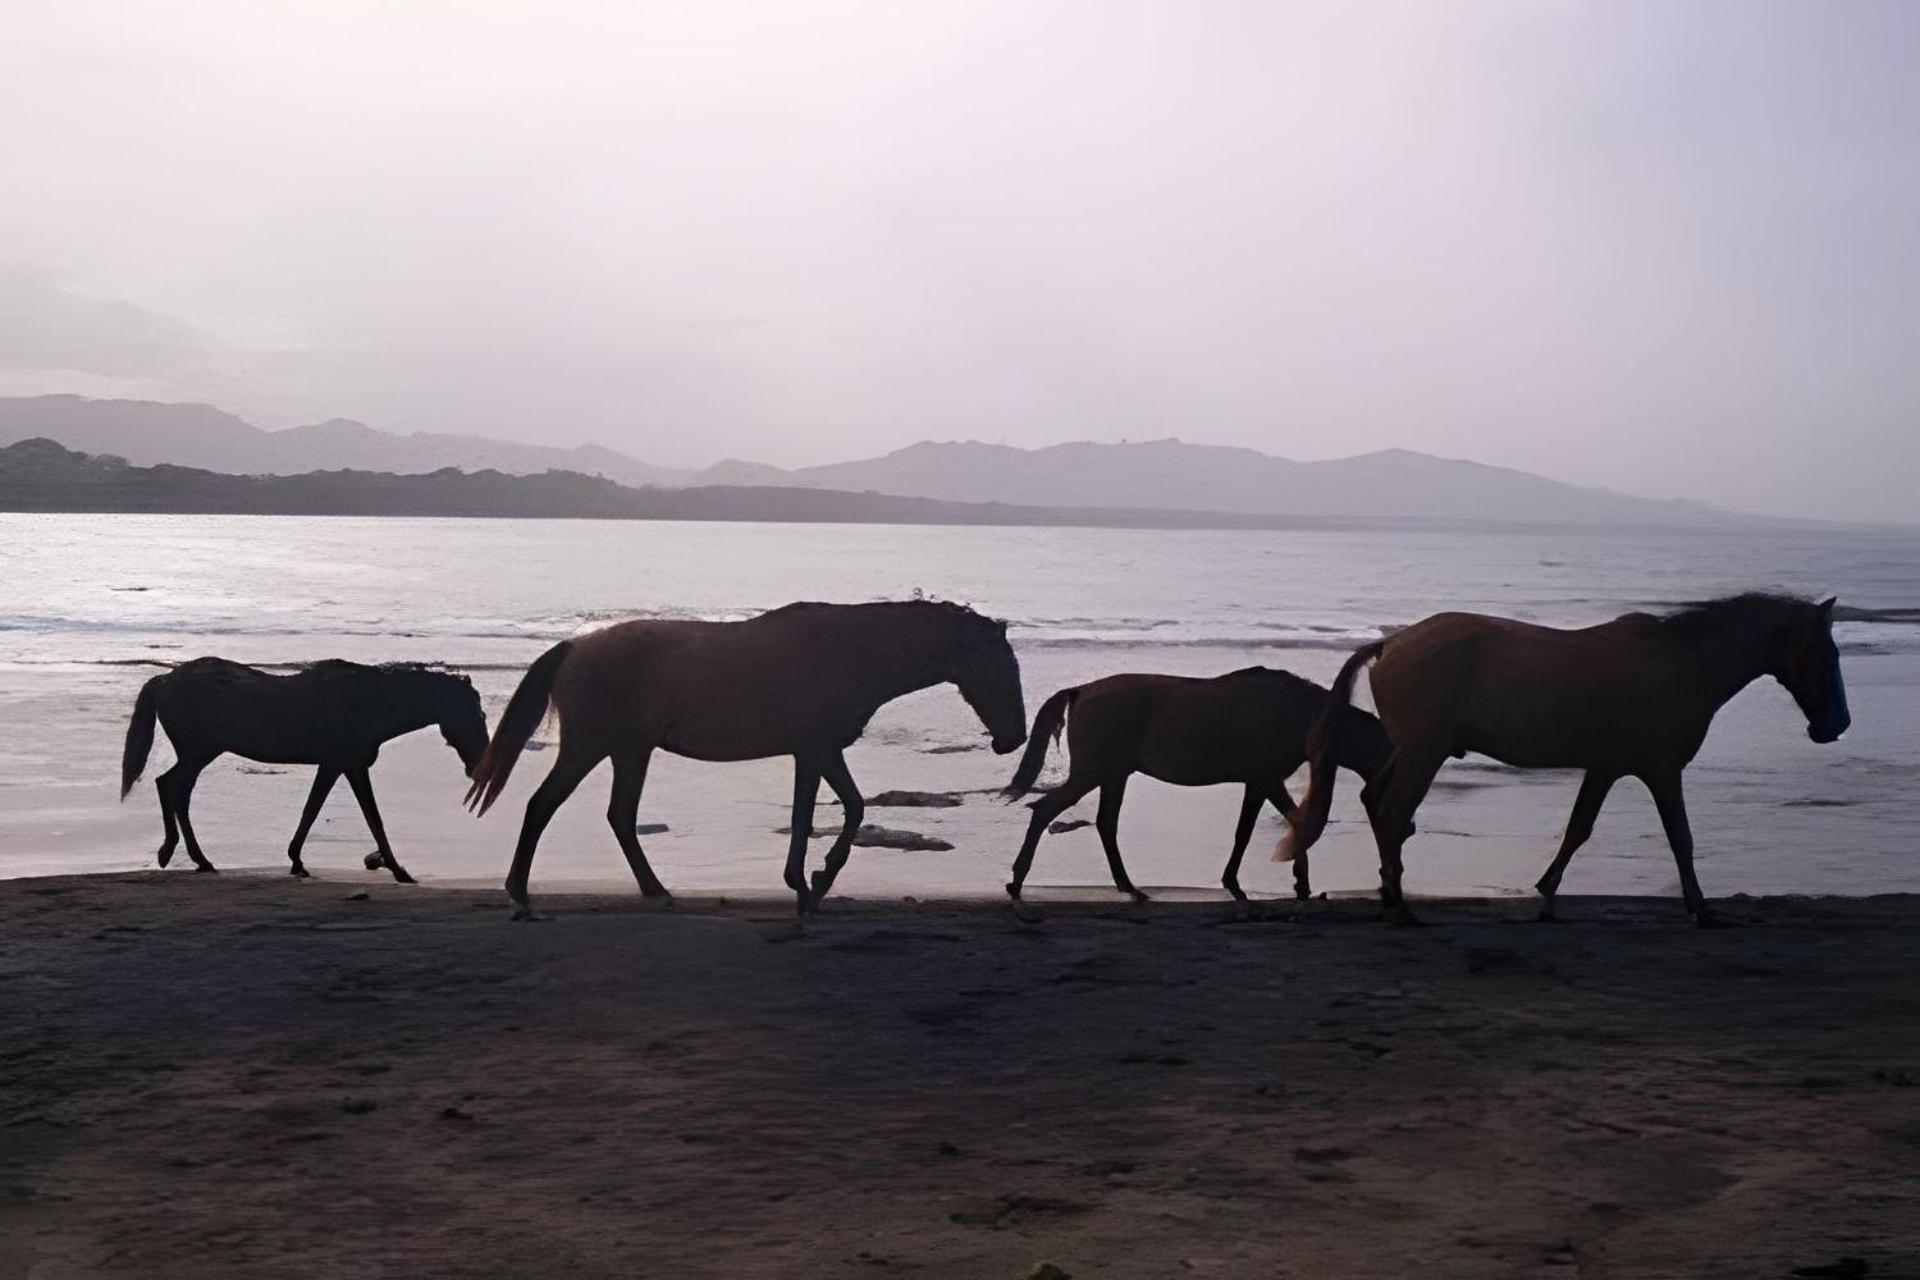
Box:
5;512;1917;900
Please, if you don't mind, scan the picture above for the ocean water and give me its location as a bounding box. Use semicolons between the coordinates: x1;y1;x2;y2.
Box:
3;513;1916;901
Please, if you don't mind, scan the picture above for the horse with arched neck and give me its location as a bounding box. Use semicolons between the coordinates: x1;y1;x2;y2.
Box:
1278;593;1851;925
468;599;1028;918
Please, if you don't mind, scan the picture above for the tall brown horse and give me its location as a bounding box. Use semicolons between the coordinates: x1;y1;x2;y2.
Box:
122;658;489;881
1002;667;1393;902
467;600;1027;917
1279;594;1851;924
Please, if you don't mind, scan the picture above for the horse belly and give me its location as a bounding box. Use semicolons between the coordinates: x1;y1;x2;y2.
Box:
1458;678;1646;770
1135;736;1247;788
157;687;331;765
658;733;792;765
655;701;863;764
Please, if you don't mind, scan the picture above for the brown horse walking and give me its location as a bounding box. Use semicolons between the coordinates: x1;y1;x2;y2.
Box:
1279;594;1851;925
467;600;1027;917
1003;667;1394;902
121;657;489;880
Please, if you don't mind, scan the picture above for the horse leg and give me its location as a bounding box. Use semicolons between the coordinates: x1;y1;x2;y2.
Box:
1005;778;1096;900
1645;771;1714;926
784;759;823;917
345;768;412;884
505;747;600;919
606;748;669;898
808;752;864;903
1367;747;1445;925
1096;774;1145;901
286;767;339;878
153;766;183;868
1534;771;1615;921
1221;784;1265;901
169;758;216;872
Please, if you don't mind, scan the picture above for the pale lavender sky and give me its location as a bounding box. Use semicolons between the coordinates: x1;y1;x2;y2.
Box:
1;1;1914;521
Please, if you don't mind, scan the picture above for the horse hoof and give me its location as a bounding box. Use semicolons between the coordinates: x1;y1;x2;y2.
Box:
193;863;219;874
156;847;175;869
1004;882;1022;901
509;906;548;923
389;868;417;885
1222;881;1247;902
289;864;309;879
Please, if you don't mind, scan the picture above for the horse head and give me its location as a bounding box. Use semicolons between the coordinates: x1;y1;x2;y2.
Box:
1778;596;1850;744
434;674;491;776
949;612;1028;755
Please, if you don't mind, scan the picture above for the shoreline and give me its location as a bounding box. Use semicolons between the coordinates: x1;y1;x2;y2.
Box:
4;872;1915;1277
10;861;1920;906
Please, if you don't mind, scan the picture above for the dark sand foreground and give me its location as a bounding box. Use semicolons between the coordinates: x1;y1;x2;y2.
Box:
2;874;1916;1279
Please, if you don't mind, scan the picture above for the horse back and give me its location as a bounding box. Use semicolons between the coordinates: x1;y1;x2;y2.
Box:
552;617;905;757
1374;612;1711;769
1067;667;1319;786
147;657;366;764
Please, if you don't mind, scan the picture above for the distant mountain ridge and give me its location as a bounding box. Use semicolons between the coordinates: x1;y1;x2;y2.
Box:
738;438;1727;525
0;395;690;488
0;395;1734;527
0;437;1532;530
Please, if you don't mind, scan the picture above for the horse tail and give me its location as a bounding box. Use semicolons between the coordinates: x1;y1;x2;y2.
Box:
1002;686;1077;799
466;640;572;816
121;675;163;799
1275;639;1385;862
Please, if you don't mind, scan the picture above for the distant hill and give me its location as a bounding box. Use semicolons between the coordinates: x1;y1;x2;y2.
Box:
1;395;1738;526
0;395;688;488
687;439;1731;527
0;438;1367;528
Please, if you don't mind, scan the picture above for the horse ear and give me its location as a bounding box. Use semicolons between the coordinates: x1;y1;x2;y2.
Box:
1818;596;1837;619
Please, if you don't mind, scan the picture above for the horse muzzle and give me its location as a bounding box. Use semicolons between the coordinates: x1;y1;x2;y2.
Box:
990;733;1026;756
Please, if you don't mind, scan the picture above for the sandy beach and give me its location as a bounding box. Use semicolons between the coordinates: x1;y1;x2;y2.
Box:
2;873;1915;1279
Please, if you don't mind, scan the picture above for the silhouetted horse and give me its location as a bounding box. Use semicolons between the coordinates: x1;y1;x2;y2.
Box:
1280;594;1851;924
1001;667;1393;902
122;658;489;881
467;600;1027;917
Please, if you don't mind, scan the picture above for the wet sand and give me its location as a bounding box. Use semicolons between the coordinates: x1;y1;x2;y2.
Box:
2;873;1916;1279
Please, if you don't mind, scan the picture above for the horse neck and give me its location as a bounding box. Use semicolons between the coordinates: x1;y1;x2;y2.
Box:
375;678;445;741
1669;612;1784;710
863;613;969;702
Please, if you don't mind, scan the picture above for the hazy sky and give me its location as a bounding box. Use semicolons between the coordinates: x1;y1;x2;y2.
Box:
2;2;1914;521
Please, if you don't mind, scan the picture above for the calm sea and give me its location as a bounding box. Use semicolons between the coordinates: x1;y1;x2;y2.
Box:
3;513;1916;900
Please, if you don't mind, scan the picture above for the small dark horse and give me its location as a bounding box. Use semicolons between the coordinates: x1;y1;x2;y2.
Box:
122;657;489;881
1002;666;1394;901
467;600;1028;917
1280;594;1851;924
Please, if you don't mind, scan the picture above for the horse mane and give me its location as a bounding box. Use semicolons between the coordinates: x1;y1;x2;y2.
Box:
1655;592;1816;638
